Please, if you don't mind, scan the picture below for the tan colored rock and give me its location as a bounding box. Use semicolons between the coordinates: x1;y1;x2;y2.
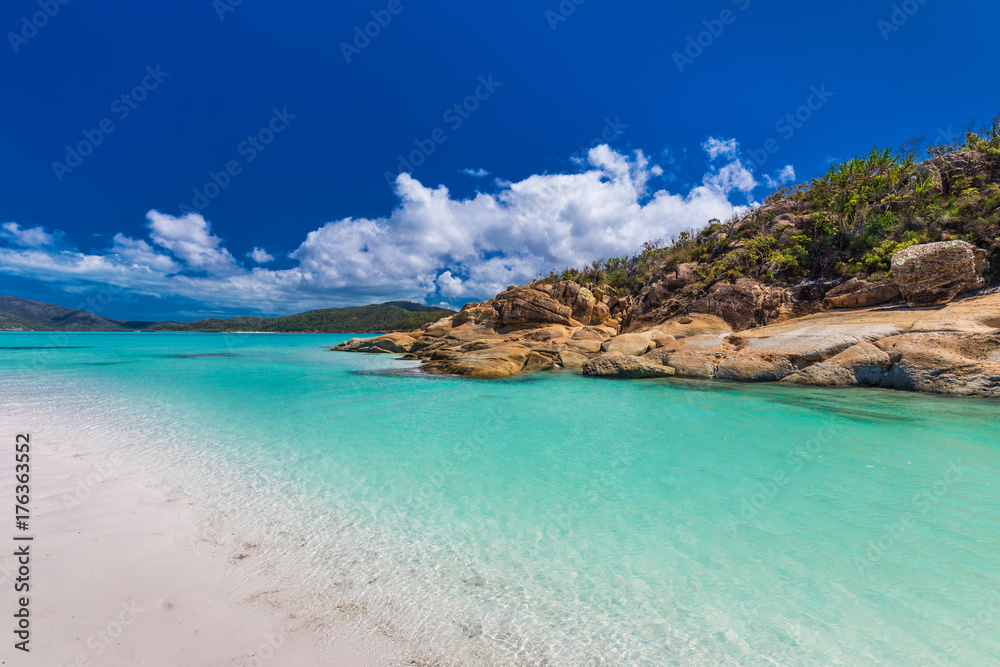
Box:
874;332;1000;397
571;326;615;341
602;333;654;356
582;354;676;379
552;337;603;353
649;331;676;349
824;279;902;309
643;335;733;378
428;343;533;379
715;322;905;382
782;342;892;387
494;288;575;327
891;240;988;307
524;351;556;373
452;303;498;327
558;349;589;369
648;314;732;340
331;332;417;354
421;317;454;338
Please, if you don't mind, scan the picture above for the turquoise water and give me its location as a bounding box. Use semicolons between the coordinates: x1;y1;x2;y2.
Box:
2;332;999;665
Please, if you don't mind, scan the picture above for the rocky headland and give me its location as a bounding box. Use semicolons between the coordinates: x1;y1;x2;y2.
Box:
335;138;1000;399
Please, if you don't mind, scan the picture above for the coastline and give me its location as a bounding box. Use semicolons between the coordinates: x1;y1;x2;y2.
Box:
1;443;398;666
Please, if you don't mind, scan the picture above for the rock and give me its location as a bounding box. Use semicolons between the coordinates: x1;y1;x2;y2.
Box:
602;333;654;356
331;333;417;353
452;303;498;327
891;241;988;307
552;337;603;353
582;354;676;379
643;336;734;378
824;279;902;309
558;350;589;369
649;331;676;348
331;337;375;352
715;322;905;382
662;262;699;290
524;351;556;373
647;314;732;340
550;281;610;325
571;326;615;341
422;317;454;338
494;288;575;327
514;325;572;342
782;342;892;387
428;343;533;379
688;278;783;331
874;332;1000;397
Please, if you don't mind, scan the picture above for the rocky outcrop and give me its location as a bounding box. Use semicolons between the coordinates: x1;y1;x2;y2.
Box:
688;278;783;331
424;343;534;379
891;241;988;307
582;354;675;379
333;332;418;353
824;278;902;309
494;288;575;327
333;272;1000;398
782;342;892;387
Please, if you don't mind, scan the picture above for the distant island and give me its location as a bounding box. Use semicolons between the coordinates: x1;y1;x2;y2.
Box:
0;296;455;334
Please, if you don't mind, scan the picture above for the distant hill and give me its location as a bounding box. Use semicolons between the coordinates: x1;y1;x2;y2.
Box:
0;296;455;333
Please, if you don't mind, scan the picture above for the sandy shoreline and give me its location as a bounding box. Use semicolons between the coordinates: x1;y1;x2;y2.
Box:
1;443;394;666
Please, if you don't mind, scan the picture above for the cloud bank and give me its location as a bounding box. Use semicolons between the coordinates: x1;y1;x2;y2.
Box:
0;142;792;313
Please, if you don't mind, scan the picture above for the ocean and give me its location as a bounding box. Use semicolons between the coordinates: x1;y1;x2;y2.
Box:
2;331;998;666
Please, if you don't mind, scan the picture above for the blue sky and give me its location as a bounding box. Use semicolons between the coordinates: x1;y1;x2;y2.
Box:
1;0;998;320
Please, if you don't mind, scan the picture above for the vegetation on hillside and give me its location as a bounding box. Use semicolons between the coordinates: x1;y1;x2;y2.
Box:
535;115;1000;299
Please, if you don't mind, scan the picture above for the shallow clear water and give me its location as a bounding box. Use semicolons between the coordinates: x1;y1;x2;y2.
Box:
2;332;999;666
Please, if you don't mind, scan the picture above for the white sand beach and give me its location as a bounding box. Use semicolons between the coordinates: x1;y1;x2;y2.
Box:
1;445;396;667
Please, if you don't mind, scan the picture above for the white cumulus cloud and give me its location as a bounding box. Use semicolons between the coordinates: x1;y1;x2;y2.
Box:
0;140;785;313
248;247;275;264
1;222;56;248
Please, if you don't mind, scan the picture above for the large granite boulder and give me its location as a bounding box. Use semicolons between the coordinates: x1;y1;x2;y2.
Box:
824;279;902;309
688;278;783;331
426;343;534;379
550;281;610;325
602;333;654;356
891;241;988;307
332;332;418;354
874;332;1000;397
494;287;575;327
782;342;892;387
643;335;734;378
582;354;676;379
